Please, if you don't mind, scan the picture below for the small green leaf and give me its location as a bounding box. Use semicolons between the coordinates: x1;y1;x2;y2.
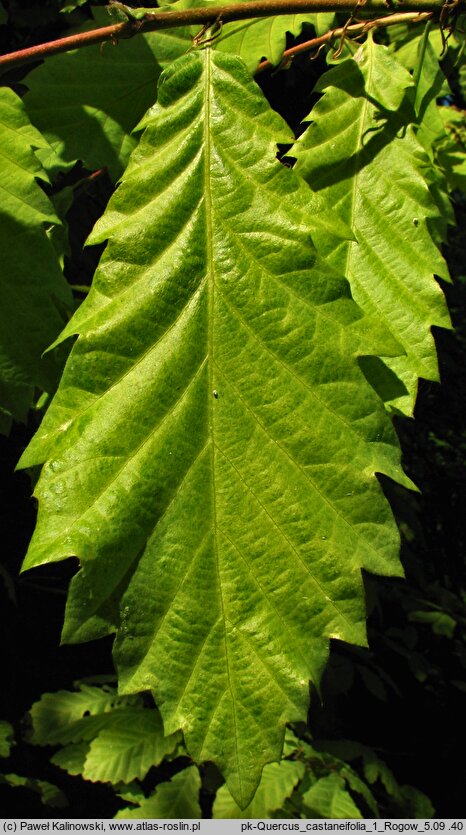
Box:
302;772;363;818
31;685;179;784
0;774;68;808
340;764;379;815
388;23;444;72
0;721;14;758
213;760;305;818
400;785;435;818
51;742;90;776
30;684;140;745
413;34;448;153
115;766;202;818
363;753;400;798
82;709;181;783
60;0;87;11
408;610;456;637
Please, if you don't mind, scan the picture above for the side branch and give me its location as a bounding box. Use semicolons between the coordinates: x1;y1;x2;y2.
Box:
256;10;432;71
0;0;448;71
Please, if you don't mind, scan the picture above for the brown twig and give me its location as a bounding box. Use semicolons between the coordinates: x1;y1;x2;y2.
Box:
255;10;433;72
0;0;447;71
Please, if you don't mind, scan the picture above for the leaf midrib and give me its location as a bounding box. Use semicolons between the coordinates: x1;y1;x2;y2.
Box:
203;48;242;802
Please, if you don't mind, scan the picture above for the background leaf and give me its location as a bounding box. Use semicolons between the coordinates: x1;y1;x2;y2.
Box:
22;10;171;180
387;22;444;71
0;87;72;428
0;773;68;808
31;684;180;784
0;720;14;758
82;709;181;783
115;766;202;818
294;39;450;415
30;684;140;745
302;772;362;818
215;14;334;72
162;0;333;71
213;760;305;818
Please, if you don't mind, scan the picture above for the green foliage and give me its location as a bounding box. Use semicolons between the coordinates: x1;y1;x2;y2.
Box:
435;107;466;193
26;685;434;818
294;36;450;416
0;720;14;758
0;0;462;814
30;682;139;744
302;773;363;819
160;0;334;71
0;718;68;809
116;767;202;818
23;15;162;180
0;88;73;428
19;45;414;807
215;14;334;71
30;683;181;784
213;760;305;818
0;773;68;808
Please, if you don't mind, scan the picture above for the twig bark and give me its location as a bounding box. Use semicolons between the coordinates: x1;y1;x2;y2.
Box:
255;10;433;71
0;0;445;71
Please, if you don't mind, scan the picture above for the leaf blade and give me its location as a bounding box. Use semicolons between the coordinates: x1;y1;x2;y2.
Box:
23;12;172;180
294;39;450;415
213;760;305;818
0;87;72;426
22;50;406;807
115;766;202;819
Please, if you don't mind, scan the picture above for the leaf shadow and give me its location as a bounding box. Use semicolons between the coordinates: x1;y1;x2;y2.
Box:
306;64;414;193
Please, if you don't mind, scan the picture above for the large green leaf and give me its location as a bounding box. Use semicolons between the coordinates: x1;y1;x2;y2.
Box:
0;87;72;427
294;38;450;415
21;49;407;807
